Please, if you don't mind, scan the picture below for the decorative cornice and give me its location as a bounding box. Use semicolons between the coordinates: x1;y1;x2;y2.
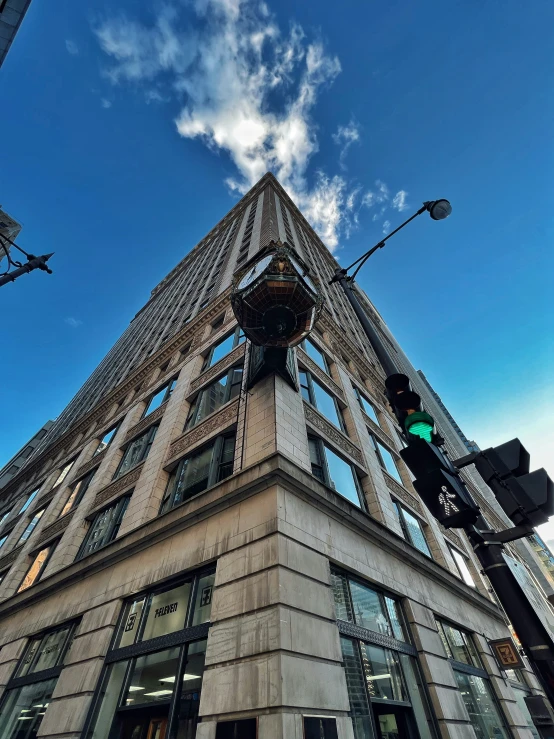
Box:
297;348;344;401
74;450;106;480
303;401;364;466
0;291;234;502
0;544;24;572
166;400;240;465
440;524;465;550
189;344;246;394
125;403;167;443
385;476;423;516
92;464;144;512
365;416;397;452
35;511;75;549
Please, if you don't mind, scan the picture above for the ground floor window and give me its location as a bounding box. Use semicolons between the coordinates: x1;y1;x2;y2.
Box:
0;678;57;739
454;671;510;739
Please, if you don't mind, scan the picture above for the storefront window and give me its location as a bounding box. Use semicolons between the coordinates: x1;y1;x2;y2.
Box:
124;647;181;705
0;678;57;739
117;597;146;649
141;583;191;642
455;672;509;739
511;684;540;739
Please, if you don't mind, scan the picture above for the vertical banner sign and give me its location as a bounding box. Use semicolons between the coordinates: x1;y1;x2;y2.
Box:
503;554;554;645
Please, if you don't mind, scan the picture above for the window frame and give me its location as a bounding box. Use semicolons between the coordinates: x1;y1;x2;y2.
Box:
392;500;432;558
448;545;476;588
435;619;483;669
59;468;97;517
142;377;178;418
301;338;330;374
76;495;130;561
16;507;47;546
51;458;76;489
17;542;58;593
185;365;243;430
113;424;159;480
370;433;403;483
160;433;236;514
93;423;120;456
0;508;12;529
308;436;365;510
300;369;346;432
202;326;245;370
19;487;40;514
353;386;380;425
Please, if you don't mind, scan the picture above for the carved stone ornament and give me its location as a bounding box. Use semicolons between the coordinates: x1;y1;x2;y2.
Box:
303;401;364;466
92;463;144;511
35;511;75;549
125;403;168;443
74;449;107;480
1;289;233;501
167;399;240;464
0;544;24;572
440;523;465;550
296;348;345;401
385;475;424;516
365;416;397;451
189;343;246;394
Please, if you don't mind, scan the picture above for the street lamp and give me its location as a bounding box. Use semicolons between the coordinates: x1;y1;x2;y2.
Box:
0;232;54;288
330;199;451;376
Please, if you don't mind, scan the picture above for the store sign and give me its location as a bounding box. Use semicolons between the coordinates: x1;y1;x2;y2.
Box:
489;637;525;670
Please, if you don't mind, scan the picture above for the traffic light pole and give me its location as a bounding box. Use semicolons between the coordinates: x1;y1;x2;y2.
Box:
330;270;554;708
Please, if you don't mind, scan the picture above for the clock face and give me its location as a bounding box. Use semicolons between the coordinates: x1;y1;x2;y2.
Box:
290;257;317;292
237;255;273;290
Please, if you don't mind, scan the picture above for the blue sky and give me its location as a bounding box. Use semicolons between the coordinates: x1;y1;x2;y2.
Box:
1;0;553;536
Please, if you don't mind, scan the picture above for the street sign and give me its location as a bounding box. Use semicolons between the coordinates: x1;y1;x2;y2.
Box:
488;637;525;670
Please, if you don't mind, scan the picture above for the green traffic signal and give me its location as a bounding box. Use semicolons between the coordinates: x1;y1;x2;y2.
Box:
405;411;435;442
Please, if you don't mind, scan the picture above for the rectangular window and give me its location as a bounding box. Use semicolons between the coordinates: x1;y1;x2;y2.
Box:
216;719;257;738
143;377;177;417
17;509;46;545
302;339;330;373
161;434;236;513
94;425;118;456
113;424;158;479
308;437;363;509
60;469;96;517
454;672;509;738
0;534;8;550
18;543;57;593
370;435;402;483
15;623;76;678
449;546;476;587
436;620;481;666
19;488;40;514
186;367;242;429
353;387;379;425
0;509;12;528
300;370;344;430
76;496;130;560
393;501;432;558
203;327;245;369
0;678;57;739
52;459;75;488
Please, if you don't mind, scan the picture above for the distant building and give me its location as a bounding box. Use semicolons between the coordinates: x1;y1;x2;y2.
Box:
0;421;53;490
0;0;33;69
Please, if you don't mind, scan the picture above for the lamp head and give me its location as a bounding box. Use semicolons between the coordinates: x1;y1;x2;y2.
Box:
426;199;452;221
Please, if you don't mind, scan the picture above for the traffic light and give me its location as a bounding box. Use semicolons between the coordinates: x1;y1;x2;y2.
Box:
385;373;435;442
472;439;554;527
400;438;481;528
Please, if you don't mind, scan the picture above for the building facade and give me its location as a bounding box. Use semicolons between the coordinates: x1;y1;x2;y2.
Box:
0;421;53;491
0;0;32;69
0;173;548;739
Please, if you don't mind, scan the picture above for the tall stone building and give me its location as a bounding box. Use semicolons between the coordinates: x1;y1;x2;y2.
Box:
0;0;33;69
0;173;548;739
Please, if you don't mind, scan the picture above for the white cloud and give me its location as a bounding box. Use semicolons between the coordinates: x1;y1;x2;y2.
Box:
333;119;360;169
65;39;79;55
392;189;409;211
93;1;406;250
382;220;391;234
101;98;112;108
64;317;83;328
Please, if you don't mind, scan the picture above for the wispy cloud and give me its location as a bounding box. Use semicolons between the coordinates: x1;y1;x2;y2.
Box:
333;119;360;170
392;189;409;211
93;1;406;250
65;39;79;55
101;98;112;109
382;220;391;234
64;317;83;328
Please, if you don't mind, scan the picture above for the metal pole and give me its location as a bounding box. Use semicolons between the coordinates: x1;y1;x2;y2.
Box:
0;253;54;287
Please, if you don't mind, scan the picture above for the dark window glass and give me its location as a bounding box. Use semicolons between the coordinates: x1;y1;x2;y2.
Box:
76;496;129;560
362;642;406;701
114;425;158;479
0;678;57;739
308;438;325;482
144;378;177;416
60;469;96;517
455;672;509;739
353;387;379;425
15;624;75;678
302;339;329;373
123;647;181;705
161;435;236;513
18;544;56;592
370;435;402;483
19;488;40;514
393;502;432;557
204;327;245;369
0;534;8;550
94;425;118;455
304;717;338;739
17;509;46;545
186;368;242;429
436;620;481;666
216;719;257;738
